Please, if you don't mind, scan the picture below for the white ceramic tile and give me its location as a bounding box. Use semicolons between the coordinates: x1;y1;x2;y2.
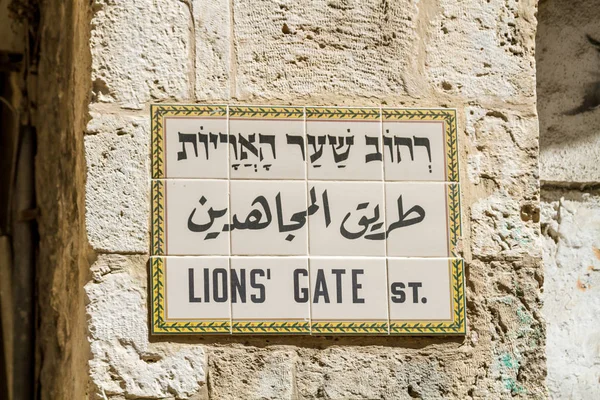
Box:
229;115;305;179
230;180;308;255
387;258;454;321
306;118;383;181
230;257;310;321
383;120;447;181
164;256;231;321
309;257;388;321
164;116;228;178
165;180;230;255
307;182;386;256
385;182;451;257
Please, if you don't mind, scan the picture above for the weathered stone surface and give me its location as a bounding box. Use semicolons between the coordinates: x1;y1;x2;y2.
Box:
86;255;207;399
194;0;231;100
537;0;600;184
231;0;419;100
207;347;295;399
85;113;149;253
426;0;537;102
82;0;547;398
465;107;541;260
35;0;92;398
470;191;540;260
295;347;454;399
541;190;600;399
90;0;192;109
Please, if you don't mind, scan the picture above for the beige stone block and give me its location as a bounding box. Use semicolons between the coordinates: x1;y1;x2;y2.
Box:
425;0;536;101
470;190;540;260
465;107;540;260
86;255;207;399
295;348;451;399
465;107;538;195
541;190;600;399
85;113;150;252
207;347;295;399
194;0;232;100
232;0;418;99
537;0;600;183
91;0;192;109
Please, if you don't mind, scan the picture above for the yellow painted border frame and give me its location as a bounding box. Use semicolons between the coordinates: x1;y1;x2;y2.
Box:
150;105;464;335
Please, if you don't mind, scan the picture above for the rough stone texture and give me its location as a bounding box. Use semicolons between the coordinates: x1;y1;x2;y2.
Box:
85;112;150;253
426;0;537;102
84;1;547;398
194;0;231;100
465;107;541;260
35;0;92;398
90;0;192;109
541;190;600;399
537;0;600;184
87;255;207;399
231;0;419;100
207;347;296;399
536;1;600;398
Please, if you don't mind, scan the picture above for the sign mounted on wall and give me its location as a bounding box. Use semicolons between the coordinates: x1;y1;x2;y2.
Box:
150;105;465;335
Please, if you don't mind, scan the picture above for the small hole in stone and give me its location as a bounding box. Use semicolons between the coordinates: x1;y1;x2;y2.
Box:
407;385;421;398
282;23;291;34
442;81;453;91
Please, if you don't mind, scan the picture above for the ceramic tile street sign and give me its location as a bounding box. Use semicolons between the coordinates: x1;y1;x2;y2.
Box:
150;105;465;335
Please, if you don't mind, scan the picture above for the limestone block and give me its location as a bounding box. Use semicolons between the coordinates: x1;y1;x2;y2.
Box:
85;113;149;253
465;107;539;194
90;0;191;109
537;0;600;183
194;0;231;100
467;259;546;398
86;255;207;399
207;347;295;399
541;190;600;399
426;0;536;101
465;107;541;260
295;348;451;399
470;190;540;260
231;0;419;100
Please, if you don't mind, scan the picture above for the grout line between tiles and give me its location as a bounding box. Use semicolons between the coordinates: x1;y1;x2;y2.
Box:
226;105;233;334
150;178;457;184
226;105;232;257
380;105;391;335
303;106;313;334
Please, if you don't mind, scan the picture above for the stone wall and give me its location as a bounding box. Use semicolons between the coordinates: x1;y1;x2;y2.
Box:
537;0;600;398
35;0;92;398
84;0;546;398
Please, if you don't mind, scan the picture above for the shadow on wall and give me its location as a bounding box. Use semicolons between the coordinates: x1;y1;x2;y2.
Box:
536;0;600;149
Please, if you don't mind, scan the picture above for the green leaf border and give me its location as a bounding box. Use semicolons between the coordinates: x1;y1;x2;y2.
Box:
306;107;381;120
149;105;464;336
311;321;389;335
229;106;304;119
447;183;462;258
151;180;165;256
232;321;310;334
